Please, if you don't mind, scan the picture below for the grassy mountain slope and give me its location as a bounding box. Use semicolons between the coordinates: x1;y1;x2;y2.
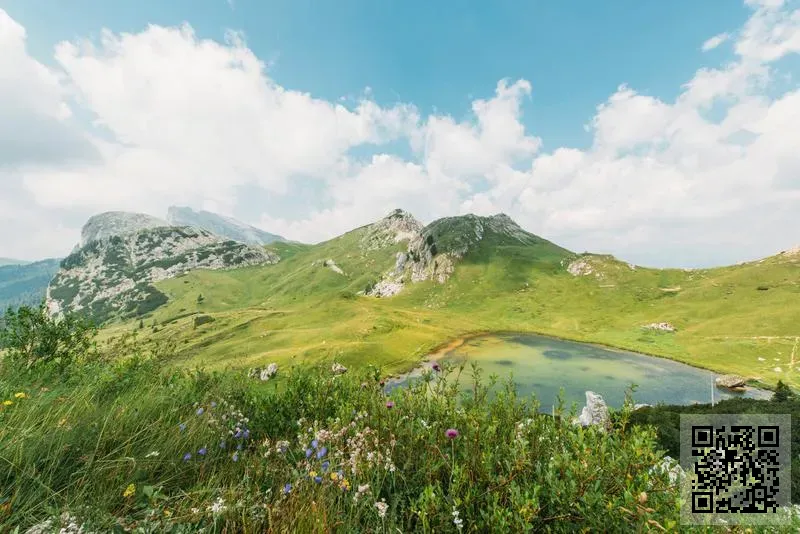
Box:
98;214;800;388
0;259;61;312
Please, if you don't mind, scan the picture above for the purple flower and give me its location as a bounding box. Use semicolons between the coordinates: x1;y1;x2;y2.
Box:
445;428;459;439
179;423;186;432
234;429;242;439
196;407;204;416
311;439;319;449
219;440;226;449
431;361;441;372
198;447;207;456
236;443;243;451
183;452;192;461
316;446;328;459
321;461;330;472
386;401;395;409
305;448;313;458
210;401;217;408
243;429;250;440
314;476;322;484
232;452;239;462
283;483;292;494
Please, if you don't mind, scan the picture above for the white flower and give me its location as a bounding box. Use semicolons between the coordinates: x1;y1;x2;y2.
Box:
374;499;389;518
208;497;227;515
452;507;464;530
144;451;160;458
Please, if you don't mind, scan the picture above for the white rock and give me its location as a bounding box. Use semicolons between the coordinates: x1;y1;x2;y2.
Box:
331;362;348;375
642;322;677;333
574;391;611;431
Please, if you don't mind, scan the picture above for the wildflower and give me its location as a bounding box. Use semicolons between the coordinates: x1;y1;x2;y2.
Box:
232;452;239;462
375;499;388;518
2;400;13;406
163;510;173;518
196;407;204;416
209;497;226;514
183;453;192;461
314;476;323;484
220;440;227;449
340;478;351;491
210;401;217;408
445;428;459;439
321;460;330;472
317;446;328;459
283;483;292;495
309;470;318;478
198;447;207;456
236;443;243;450
243;429;250;439
330;472;339;481
145;451;160;458
179;423;186;432
123;483;136;498
311;439;319;449
431;362;441;372
305;448;313;458
14;392;27;399
276;440;289;453
386;401;395;409
452;507;464;530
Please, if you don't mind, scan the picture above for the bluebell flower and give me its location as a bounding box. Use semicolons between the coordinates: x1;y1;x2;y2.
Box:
183;452;192;461
314;476;322;484
198;447;207;456
196;407;204;416
311;439;319;449
234;429;242;439
219;440;226;449
179;423;186;432
243;429;250;440
236;443;243;450
317;446;328;459
305;448;313;458
232;452;239;462
283;483;292;494
321;461;330;472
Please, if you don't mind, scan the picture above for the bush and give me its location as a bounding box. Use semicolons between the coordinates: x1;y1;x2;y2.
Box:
0;302;96;372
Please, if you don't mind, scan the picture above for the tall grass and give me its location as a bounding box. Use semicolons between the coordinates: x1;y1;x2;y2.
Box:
0;334;693;533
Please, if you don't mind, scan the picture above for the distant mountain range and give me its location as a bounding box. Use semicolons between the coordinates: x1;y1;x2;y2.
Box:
167;206;286;246
0;259;62;312
0;258;31;267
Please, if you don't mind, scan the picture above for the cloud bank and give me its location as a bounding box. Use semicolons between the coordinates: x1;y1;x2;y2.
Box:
1;0;799;267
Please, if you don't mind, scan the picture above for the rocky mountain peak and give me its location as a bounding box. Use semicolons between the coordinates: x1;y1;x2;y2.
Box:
360;209;423;251
166;206;285;245
81;211;169;247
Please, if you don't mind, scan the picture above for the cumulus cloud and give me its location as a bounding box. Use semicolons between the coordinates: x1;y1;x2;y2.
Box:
0;1;799;267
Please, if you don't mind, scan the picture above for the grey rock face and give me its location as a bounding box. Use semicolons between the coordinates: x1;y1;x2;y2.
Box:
574;391;611;431
81;212;170;247
166;206;285;245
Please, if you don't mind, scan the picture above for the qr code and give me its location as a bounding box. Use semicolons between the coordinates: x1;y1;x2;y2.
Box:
680;414;791;526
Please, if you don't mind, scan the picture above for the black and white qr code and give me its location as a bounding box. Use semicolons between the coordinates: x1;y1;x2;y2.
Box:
680;414;791;526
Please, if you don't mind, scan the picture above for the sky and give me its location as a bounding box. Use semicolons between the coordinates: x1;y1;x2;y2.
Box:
1;0;799;268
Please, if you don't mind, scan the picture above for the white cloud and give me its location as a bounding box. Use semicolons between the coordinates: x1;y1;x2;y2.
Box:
0;1;799;266
702;32;730;51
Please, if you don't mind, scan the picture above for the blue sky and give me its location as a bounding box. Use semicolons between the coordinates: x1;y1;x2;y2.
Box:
5;0;752;151
1;0;799;267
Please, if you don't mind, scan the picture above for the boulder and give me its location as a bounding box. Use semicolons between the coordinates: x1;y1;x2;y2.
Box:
715;374;746;389
331;362;348;375
574;391;611;431
248;363;278;381
642;322;676;333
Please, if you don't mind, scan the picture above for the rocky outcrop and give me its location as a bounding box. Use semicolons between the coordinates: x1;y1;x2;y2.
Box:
249;363;278;381
573;391;611;431
365;212;564;298
323;259;345;276
642;322;677;333
47;215;279;323
166;206;285;245
81;211;169;247
715;375;747;389
359;209;423;251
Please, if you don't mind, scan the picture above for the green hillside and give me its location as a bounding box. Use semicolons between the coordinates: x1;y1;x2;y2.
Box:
96;213;800;388
0;259;61;312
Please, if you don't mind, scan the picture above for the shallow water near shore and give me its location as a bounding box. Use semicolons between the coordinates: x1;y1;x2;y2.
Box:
387;333;771;409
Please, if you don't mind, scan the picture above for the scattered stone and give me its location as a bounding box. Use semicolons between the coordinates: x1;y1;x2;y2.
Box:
633;403;652;411
649;455;683;487
567;259;594;276
322;259;345;276
331;362;348;375
573;391;611;431
642;322;677;333
248;363;278;381
715;375;747;389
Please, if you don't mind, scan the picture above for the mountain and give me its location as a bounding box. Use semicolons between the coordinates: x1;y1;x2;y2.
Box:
46;212;280;324
166;206;286;246
0;258;30;267
0;258;61;312
81;211;170;246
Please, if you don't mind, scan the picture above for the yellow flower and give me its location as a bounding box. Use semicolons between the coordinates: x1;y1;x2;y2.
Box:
330;472;339;481
163;510;173;518
2;400;12;406
14;392;26;399
123;483;136;498
309;470;317;478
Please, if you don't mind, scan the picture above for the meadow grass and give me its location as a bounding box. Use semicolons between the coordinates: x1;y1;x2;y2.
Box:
97;229;800;391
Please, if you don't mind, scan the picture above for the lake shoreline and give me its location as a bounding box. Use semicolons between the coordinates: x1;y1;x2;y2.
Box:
399;329;775;397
